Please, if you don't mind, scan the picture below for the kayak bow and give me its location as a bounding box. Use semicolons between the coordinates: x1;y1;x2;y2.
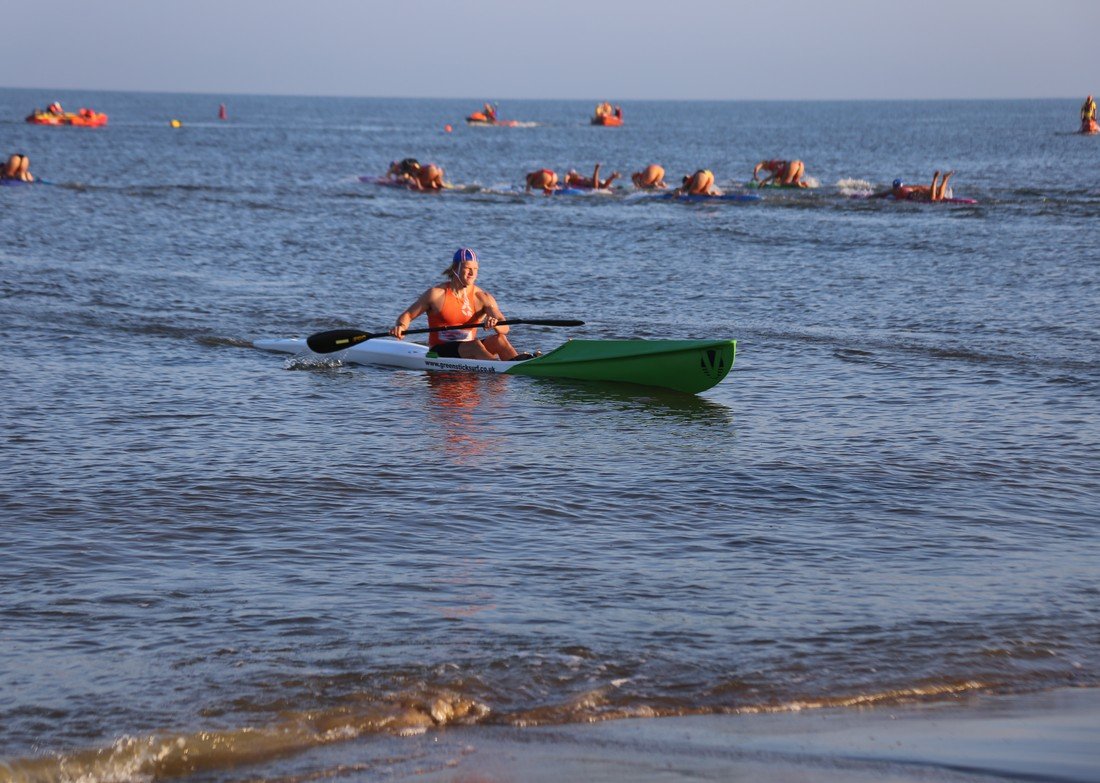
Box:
254;337;736;394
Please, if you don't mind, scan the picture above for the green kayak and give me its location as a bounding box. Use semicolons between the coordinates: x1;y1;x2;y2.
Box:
255;337;736;394
505;339;735;393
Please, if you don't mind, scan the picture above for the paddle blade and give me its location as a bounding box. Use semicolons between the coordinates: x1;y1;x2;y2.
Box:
306;329;373;354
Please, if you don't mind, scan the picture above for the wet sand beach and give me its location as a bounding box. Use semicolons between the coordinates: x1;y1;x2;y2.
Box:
403;688;1100;783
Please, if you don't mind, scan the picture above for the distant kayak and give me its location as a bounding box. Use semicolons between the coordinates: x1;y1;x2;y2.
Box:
745;181;808;190
254;336;736;394
359;175;404;187
358;175;452;191
852;193;978;205
466;112;523;127
657;192;762;203
545;187;615;196
26;109;107;127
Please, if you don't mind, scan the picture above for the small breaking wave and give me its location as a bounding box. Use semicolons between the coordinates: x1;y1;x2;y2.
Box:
283;354;345;371
836;178;874;196
0;680;1021;783
0;691;489;783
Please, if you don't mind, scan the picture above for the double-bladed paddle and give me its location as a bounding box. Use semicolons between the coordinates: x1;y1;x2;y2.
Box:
306;319;585;354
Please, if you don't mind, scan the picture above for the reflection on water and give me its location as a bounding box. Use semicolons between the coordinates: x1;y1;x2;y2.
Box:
426;556;499;620
422;371;509;458
529;376;737;426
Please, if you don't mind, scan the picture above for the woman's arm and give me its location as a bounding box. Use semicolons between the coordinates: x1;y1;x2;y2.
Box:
390;290;434;338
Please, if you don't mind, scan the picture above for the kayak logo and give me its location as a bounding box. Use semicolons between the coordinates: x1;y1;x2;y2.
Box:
699;349;726;379
425;358;497;374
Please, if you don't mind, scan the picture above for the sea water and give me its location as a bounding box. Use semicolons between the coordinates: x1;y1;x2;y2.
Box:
1;90;1098;780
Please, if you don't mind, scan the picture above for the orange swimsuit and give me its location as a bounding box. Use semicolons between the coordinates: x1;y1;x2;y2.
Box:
427;287;477;347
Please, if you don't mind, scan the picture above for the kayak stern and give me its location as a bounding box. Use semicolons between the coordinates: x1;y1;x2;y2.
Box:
506;339;735;394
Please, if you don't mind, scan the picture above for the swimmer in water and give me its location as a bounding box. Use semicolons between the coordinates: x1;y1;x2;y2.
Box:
525;168;559;195
874;171;955;202
677;169;722;196
563;163;620;190
631;164;668;190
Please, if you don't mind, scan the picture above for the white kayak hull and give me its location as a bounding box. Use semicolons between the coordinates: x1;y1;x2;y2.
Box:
253;337;519;374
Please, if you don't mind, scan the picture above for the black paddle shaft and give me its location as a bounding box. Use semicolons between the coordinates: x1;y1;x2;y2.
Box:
305;319;584;354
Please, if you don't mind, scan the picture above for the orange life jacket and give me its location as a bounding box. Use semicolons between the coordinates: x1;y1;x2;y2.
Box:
427;287;477;347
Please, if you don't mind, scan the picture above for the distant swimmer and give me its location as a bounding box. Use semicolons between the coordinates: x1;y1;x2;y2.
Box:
1082;95;1096;122
631;164;668;190
678;169;721;196
592;102;623;124
525;168;559;194
1080;95;1097;133
1;153;34;182
564;163;620;190
752;159;808;187
409;163;447;190
875;171;955;202
387;158;421;181
387;158;447;190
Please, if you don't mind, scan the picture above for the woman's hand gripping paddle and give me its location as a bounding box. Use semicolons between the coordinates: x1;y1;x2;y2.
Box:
305;319;584;354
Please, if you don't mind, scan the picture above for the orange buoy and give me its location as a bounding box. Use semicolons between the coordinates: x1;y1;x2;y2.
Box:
444;124;453;133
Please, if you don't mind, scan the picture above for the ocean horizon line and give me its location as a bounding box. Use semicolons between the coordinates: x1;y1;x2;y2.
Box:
0;85;1084;104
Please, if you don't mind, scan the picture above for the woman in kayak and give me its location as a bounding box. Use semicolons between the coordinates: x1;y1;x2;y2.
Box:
631;164;668;189
752;159;808;187
525;168;559;194
2;153;34;182
564;163;619;190
875;171;955;202
678;169;721;196
390;248;529;361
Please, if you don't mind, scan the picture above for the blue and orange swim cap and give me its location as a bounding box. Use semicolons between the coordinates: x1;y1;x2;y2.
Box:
453;247;478;266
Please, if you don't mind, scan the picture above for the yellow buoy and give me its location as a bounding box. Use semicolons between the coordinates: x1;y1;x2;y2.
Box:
170;119;182;128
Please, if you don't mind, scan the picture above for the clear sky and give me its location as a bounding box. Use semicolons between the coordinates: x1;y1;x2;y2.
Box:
4;0;1098;100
